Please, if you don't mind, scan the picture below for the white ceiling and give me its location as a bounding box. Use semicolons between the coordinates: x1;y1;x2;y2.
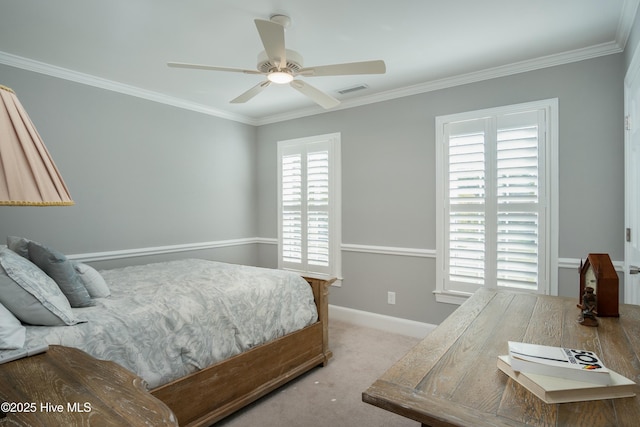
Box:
0;0;637;125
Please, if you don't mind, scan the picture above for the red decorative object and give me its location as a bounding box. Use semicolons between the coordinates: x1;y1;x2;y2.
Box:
579;254;619;317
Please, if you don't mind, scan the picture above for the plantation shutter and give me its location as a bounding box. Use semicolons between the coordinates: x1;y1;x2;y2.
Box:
307;150;330;268
446;119;487;292
278;134;340;279
281;153;303;264
443;109;545;294
495;111;542;290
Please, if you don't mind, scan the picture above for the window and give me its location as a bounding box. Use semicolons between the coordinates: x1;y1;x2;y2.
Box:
435;99;558;303
277;133;341;280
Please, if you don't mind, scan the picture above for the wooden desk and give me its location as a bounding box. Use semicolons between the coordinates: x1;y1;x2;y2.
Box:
0;345;178;426
363;289;640;427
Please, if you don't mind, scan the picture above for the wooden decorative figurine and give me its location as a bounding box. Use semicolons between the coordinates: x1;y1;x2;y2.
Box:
577;286;598;326
579;254;619;318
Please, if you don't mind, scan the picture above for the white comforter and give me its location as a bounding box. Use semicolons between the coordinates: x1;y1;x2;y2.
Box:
19;259;318;388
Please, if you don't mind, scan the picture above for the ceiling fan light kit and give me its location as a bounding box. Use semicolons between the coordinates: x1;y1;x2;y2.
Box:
168;14;386;109
267;71;294;84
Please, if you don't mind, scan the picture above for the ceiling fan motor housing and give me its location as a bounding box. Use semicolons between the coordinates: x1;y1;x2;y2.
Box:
257;49;303;73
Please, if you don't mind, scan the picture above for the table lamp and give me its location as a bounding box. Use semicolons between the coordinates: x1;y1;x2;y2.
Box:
0;85;73;206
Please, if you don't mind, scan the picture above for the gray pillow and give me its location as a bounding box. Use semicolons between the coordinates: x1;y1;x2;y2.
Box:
0;248;82;326
6;236;30;258
28;242;94;308
72;262;111;298
0;301;26;349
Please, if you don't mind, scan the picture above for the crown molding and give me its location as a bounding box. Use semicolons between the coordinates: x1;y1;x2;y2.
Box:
0;51;259;126
0;39;626;127
256;41;623;125
619;0;640;48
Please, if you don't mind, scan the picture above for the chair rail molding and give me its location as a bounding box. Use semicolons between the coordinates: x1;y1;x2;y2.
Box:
66;238;623;273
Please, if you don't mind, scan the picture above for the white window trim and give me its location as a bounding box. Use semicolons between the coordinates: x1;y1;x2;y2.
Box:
435;99;559;304
277;132;342;282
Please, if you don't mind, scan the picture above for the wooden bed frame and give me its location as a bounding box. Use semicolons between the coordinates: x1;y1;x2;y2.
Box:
150;276;335;426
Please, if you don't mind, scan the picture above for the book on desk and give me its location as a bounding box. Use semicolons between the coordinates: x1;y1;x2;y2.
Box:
499;342;636;404
508;341;611;385
497;355;636;404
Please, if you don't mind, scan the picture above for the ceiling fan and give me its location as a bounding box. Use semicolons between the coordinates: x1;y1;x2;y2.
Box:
168;14;386;109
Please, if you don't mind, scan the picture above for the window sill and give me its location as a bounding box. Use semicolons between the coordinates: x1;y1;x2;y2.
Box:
433;290;472;305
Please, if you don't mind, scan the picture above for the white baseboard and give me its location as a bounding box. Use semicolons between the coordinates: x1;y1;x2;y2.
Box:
329;304;436;339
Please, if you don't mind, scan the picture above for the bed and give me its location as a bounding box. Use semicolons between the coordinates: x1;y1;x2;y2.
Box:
0;243;334;426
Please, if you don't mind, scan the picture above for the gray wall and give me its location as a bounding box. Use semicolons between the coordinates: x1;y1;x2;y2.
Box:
0;51;627;326
0;64;259;265
257;53;625;325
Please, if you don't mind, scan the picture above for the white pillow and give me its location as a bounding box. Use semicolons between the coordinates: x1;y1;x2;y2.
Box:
72;262;111;298
0;248;82;326
0;301;26;349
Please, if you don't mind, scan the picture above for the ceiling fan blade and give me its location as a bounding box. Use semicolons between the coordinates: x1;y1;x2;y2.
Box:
230;80;271;104
167;62;262;75
290;80;340;109
298;60;386;77
254;19;286;70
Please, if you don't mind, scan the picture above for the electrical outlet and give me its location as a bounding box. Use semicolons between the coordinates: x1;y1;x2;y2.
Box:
387;291;396;305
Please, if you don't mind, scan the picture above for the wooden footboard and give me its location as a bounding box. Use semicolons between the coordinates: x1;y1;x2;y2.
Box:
151;276;334;427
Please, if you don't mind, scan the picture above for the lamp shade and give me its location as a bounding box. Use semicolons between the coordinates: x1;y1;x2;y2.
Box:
0;85;73;206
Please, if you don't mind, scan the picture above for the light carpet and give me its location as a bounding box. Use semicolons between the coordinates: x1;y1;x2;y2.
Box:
215;320;422;427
